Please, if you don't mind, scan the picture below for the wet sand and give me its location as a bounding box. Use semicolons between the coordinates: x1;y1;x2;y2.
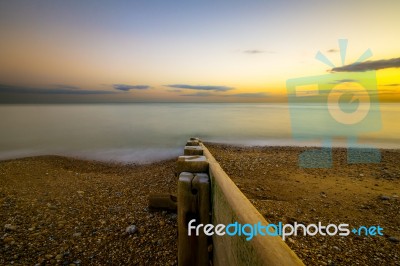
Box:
1;144;399;265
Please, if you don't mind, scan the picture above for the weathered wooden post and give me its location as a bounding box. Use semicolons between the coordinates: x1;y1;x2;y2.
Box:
177;138;210;266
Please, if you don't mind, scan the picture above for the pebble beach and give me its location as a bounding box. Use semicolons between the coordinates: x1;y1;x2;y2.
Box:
1;144;399;265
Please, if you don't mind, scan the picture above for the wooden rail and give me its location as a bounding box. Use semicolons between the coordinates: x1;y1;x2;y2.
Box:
176;139;304;266
201;143;304;266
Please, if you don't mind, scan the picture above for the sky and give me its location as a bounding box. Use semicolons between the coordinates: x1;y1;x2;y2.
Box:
0;0;399;103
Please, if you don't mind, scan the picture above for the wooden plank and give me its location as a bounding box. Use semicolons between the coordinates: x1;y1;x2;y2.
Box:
178;172;210;266
176;155;209;174
192;173;211;265
178;172;196;265
184;146;204;156
201;143;304;266
186;139;201;146
148;193;177;211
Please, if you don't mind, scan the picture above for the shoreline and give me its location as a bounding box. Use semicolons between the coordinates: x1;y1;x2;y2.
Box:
1;138;400;164
1;144;399;265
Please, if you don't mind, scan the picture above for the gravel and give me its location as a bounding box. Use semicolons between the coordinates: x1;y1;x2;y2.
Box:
205;143;400;266
0;156;178;265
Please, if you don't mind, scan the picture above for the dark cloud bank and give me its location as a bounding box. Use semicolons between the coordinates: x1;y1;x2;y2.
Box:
0;84;117;95
181;92;269;98
332;57;400;72
113;84;150;91
165;84;233;92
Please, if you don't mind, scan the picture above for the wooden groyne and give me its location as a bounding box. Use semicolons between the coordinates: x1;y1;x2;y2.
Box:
176;138;304;266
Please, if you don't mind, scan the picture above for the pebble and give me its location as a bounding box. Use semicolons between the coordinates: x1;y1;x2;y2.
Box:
388;236;400;243
3;236;14;243
4;224;17;231
125;225;138;235
379;195;390;200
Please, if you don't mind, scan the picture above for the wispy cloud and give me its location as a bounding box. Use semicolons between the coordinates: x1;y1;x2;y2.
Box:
243;50;264;54
168;89;182;93
329;79;358;84
383;83;400;87
180;91;270;98
0;84;117;95
226;92;270;98
165;84;233;92
327;49;338;53
113;84;150;91
331;57;400;72
52;84;81;90
242;49;275;54
181;92;215;97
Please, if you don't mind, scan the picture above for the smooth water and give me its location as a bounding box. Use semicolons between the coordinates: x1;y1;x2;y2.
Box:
0;103;399;163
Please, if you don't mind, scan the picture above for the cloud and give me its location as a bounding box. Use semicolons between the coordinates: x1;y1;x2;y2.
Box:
181;92;215;97
165;84;233;92
243;50;264;54
327;49;338;53
168;89;182;93
329;79;359;84
331;57;400;72
226;92;270;98
52;84;81;90
242;49;275;54
113;84;150;91
383;83;400;87
0;84;117;95
180;92;270;98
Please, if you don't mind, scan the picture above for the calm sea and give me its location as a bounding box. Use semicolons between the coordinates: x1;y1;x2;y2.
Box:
0;103;399;163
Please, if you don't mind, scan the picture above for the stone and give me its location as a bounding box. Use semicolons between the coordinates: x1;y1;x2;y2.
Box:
379;195;390;200
125;225;138;235
3;236;14;243
4;224;17;231
388;236;400;243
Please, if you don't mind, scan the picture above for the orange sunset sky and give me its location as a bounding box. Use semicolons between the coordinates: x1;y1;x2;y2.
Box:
0;0;399;103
